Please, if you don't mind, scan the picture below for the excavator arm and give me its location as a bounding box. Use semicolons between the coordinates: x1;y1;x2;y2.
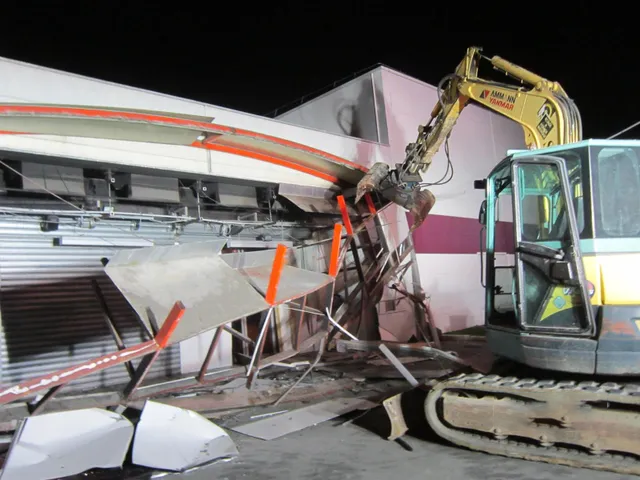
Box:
356;46;582;230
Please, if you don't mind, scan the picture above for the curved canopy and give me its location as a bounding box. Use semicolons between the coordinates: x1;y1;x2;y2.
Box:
0;104;367;185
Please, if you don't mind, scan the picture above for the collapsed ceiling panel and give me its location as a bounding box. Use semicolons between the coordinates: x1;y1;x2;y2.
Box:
278;182;358;215
221;248;293;270
105;241;269;345
240;264;334;304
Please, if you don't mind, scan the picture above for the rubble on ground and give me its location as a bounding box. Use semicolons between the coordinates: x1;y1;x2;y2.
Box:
0;337;491;479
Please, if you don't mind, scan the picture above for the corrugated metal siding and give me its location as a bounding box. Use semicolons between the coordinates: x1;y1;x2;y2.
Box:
0;215;219;394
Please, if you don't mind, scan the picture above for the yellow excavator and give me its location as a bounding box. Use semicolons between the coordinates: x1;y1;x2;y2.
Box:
355;46;582;230
358;47;640;475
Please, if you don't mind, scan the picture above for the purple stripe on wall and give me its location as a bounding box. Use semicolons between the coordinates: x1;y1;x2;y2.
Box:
407;213;514;254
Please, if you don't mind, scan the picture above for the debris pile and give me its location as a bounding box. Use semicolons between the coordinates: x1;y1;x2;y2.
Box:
0;334;491;478
0;200;492;478
0;401;238;480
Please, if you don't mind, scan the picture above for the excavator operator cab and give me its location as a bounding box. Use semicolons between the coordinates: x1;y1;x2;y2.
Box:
476;139;640;375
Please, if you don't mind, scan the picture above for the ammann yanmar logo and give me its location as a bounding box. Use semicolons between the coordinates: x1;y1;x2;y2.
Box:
480;89;516;111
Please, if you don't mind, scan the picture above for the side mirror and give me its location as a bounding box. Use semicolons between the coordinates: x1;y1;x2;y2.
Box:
474;179;487;190
550;260;574;283
478;200;487;225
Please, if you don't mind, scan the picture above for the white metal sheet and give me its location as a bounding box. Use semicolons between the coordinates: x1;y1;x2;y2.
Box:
280;193;341;214
105;241;269;345
0;408;133;480
278;183;358;215
241;264;334;304
132;400;238;471
231;397;376;440
221;248;289;270
106;239;227;266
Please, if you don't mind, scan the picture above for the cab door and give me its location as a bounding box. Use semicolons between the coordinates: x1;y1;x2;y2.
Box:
510;155;595;335
481;167;519;331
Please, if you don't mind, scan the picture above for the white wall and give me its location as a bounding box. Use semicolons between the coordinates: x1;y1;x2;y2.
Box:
180;328;233;374
276;69;389;144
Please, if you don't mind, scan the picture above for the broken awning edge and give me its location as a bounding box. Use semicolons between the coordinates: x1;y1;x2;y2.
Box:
0;104;367;186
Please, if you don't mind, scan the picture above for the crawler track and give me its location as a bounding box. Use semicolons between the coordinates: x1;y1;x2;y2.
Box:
425;373;640;475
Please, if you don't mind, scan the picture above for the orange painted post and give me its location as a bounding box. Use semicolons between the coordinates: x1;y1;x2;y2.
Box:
0;340;158;406
364;193;377;215
336;195;353;236
155;301;187;348
265;244;288;305
328;224;343;277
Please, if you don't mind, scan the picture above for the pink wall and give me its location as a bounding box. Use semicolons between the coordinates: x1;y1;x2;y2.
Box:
407;213;515;254
379;67;524;332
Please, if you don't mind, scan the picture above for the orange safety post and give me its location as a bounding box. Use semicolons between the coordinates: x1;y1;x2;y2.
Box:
336;195;353;236
328;224;343;277
265;244;288;305
364;193;377;215
154;301;187;348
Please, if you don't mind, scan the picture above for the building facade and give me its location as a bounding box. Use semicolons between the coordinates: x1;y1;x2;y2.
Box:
0;57;524;392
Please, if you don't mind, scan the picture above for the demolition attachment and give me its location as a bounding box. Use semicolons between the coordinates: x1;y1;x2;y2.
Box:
356;161;435;232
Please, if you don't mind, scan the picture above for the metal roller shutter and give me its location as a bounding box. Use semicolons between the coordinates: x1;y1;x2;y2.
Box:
0;215;215;394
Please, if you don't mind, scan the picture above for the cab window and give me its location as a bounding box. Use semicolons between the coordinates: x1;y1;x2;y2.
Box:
517;157;583;242
595;147;640;237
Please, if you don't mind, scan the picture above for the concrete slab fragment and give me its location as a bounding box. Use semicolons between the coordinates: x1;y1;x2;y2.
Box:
105;241;269;345
231;397;377;440
0;408;133;480
132;400;238;472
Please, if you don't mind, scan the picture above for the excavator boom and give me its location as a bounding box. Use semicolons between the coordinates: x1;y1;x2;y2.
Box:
356;47;582;230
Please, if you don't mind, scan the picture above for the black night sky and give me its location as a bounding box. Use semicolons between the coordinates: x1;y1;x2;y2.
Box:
0;4;637;140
